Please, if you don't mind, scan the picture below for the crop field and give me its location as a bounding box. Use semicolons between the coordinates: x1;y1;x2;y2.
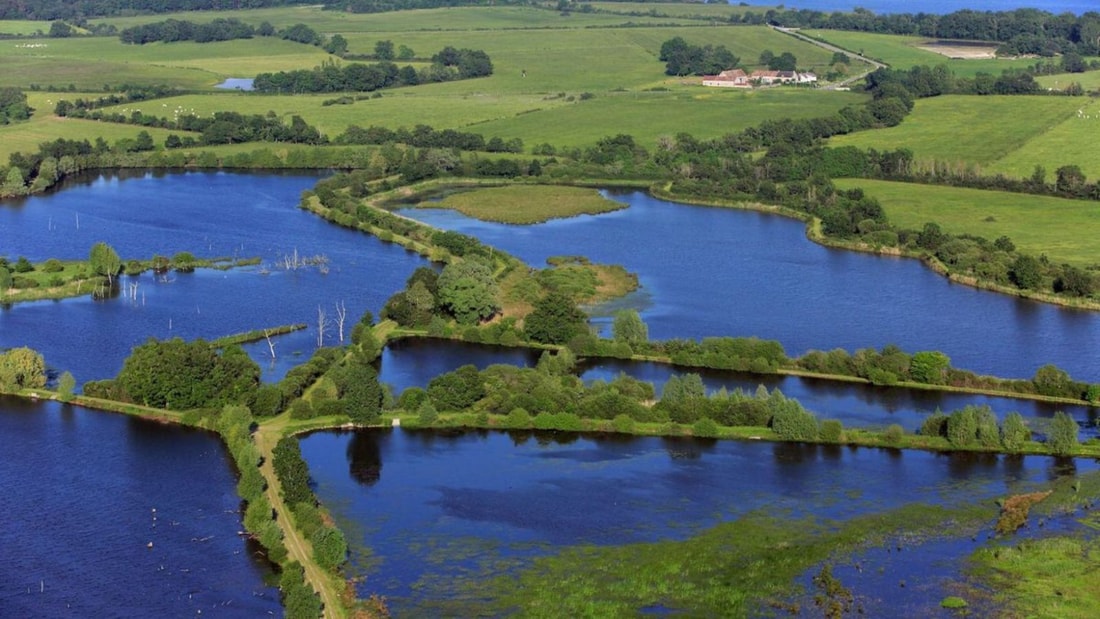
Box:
834;178;1100;265
802;30;1042;77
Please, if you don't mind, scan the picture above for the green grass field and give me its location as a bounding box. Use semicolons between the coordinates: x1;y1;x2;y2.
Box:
803;29;1045;77
0;20;52;35
1037;71;1100;91
829;95;1082;166
834;178;1100;265
829;95;1100;180
0;37;333;89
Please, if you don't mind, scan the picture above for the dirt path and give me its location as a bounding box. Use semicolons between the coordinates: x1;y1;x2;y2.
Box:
255;414;345;619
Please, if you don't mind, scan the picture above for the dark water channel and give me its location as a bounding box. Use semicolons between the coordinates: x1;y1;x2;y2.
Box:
398;191;1100;382
301;427;1096;615
0;396;280;617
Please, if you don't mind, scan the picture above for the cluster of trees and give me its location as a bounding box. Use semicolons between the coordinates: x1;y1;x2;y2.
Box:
0;87;32;125
336;124;523;154
118;18;258;44
759;50;798;71
83;337;262;410
659;36;738;77
0;0;315;20
254;47;492;94
918;405;1080;455
382;262;501;327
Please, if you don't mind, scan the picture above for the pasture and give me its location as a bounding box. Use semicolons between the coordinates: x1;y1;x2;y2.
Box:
829;95;1100;181
829;96;1082;167
0;37;332;90
89;86;862;150
834;178;1100;266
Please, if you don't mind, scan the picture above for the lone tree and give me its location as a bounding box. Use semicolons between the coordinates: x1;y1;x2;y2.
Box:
89;241;122;285
1046;411;1079;456
437;259;500;325
612;309;648;346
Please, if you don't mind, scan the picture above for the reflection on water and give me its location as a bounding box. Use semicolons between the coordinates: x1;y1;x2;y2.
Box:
304;427;1096;614
397;190;1100;381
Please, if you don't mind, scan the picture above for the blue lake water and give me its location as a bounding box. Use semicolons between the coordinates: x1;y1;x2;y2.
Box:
0;170;427;384
398;190;1100;382
4;171;1100;616
301;427;1095;615
0;396;280;617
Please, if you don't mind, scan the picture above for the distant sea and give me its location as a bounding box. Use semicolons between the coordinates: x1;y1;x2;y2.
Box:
749;1;1094;15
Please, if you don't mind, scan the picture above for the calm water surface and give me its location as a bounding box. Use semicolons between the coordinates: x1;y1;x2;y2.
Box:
0;171;428;383
399;191;1100;381
302;427;1095;615
0;397;279;617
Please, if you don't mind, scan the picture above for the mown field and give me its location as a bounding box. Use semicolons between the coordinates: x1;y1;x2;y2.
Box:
803;29;1044;77
834;178;1100;266
829;95;1100;180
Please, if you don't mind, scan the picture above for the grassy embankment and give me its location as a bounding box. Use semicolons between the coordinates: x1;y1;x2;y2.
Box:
413;185;626;224
209;323;306;347
833;178;1100;267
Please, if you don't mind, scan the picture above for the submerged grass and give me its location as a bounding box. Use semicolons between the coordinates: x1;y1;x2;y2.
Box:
420;503;995;617
968;535;1100;618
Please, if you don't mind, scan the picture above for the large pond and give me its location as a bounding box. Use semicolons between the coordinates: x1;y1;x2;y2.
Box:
0;171;427;383
301;427;1094;615
0;396;280;616
397;190;1100;381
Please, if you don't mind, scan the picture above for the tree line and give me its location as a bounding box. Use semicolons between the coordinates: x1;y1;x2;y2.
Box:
659;36;738;77
118;18;258;44
755;7;1100;57
397;351;1086;455
253;47;492;94
0;0;316;20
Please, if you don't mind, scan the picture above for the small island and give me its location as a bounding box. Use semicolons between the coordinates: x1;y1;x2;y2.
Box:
416;185;627;224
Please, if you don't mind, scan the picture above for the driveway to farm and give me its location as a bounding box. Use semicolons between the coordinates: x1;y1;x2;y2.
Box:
770;25;888;89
